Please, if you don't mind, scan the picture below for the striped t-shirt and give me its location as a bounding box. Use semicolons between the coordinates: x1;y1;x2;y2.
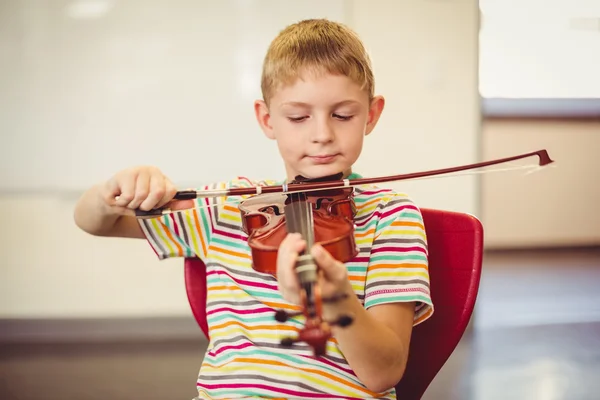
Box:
139;174;434;400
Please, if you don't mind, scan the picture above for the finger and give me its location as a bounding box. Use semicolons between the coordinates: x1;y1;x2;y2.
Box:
278;234;306;270
103;178;121;206
139;173;167;211
287;233;307;253
276;234;305;294
127;170;150;209
311;244;344;280
157;177;178;208
158;178;193;211
167;199;192;211
113;171;138;207
279;232;303;252
277;234;304;274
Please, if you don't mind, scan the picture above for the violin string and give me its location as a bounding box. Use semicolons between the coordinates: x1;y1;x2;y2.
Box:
304;192;314;249
280;180;297;338
285;180;318;315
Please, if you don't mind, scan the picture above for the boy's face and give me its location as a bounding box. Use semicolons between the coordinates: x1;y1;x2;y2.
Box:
254;71;384;180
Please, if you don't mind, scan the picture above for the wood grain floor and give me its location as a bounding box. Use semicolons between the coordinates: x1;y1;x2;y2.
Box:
1;248;599;400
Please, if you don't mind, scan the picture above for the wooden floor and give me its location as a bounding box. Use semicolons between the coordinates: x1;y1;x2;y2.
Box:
1;248;599;400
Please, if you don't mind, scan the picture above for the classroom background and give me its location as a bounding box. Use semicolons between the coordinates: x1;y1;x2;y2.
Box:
1;0;598;399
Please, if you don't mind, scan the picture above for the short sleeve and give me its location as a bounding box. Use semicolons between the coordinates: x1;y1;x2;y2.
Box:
363;193;434;325
137;177;261;262
137;187;213;262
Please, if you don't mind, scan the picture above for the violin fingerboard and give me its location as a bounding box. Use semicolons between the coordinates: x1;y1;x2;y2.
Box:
284;201;315;249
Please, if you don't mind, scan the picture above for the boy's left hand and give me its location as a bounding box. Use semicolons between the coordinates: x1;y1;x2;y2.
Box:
277;233;352;306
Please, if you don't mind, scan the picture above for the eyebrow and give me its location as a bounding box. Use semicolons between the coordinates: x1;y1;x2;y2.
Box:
279;100;361;108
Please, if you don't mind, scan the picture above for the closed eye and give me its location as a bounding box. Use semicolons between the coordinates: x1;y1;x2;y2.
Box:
288;116;308;122
333;113;353;121
287;114;353;122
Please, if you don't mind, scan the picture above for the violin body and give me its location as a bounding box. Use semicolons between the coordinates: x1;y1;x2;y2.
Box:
239;187;359;276
238;175;359;356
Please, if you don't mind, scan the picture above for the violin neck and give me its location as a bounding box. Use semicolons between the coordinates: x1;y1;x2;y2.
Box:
284;193;317;286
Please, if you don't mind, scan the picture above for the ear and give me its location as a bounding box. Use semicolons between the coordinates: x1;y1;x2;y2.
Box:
365;95;385;136
254;100;275;140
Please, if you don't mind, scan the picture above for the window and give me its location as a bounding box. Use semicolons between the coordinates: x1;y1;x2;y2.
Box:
479;0;600;117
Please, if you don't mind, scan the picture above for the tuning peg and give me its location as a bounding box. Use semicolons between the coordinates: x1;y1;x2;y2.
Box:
280;337;298;347
274;309;303;322
326;314;353;328
322;292;350;304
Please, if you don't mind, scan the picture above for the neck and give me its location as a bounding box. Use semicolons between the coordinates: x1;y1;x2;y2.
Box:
286;168;354;182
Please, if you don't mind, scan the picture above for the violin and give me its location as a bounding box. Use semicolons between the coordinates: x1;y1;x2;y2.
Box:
239;172;358;275
133;149;554;357
239;173;359;356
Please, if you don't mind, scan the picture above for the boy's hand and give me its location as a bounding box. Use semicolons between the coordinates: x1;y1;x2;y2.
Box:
100;166;178;216
277;233;352;306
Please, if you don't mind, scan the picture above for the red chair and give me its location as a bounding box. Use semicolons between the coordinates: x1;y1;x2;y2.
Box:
184;208;483;399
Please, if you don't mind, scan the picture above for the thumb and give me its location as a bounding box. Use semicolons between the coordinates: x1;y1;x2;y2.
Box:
169;199;195;211
310;244;341;279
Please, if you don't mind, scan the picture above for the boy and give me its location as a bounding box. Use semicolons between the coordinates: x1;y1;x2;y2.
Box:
74;18;433;400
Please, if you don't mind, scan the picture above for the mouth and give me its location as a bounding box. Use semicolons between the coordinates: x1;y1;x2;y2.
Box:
307;154;339;164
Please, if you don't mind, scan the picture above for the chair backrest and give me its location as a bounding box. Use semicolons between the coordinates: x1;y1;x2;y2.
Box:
184;208;483;399
394;208;483;398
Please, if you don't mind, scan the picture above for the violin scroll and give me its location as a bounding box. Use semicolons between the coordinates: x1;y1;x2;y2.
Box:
275;283;355;357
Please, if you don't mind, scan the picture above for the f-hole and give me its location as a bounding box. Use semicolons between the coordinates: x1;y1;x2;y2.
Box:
259;205;282;215
315;198;334;210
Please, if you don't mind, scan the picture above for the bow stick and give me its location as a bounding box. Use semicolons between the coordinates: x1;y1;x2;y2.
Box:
133;149;554;219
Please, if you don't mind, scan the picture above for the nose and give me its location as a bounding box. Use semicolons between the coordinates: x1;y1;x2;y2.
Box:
310;118;335;144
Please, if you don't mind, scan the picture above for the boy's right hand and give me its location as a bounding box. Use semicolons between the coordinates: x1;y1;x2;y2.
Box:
101;166;178;216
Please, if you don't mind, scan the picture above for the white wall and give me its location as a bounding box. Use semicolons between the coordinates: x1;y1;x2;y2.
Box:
351;0;481;216
0;0;346;191
0;0;480;319
481;119;600;248
0;195;188;318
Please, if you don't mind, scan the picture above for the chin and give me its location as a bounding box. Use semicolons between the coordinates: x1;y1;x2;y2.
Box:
297;164;348;180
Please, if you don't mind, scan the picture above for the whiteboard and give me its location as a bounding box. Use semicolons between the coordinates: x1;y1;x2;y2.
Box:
0;0;348;192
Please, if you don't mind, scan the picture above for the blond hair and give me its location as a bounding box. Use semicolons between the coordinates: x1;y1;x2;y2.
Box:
260;19;374;105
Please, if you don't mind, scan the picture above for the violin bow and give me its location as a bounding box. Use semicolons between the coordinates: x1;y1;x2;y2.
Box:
130;148;554;357
134;149;554;219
